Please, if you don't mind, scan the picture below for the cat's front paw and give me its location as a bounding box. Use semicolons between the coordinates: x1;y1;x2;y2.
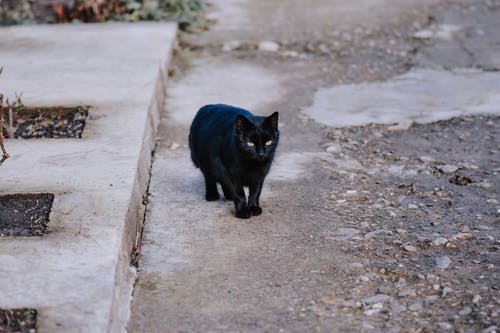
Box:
235;208;251;219
205;192;220;201
250;206;262;216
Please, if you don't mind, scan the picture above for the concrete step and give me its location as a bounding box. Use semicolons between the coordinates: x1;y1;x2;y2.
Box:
0;23;177;333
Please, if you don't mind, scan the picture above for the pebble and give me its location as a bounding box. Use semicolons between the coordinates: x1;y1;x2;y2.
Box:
364;229;393;239
258;40;280;52
396;228;407;234
222;40;242;52
486;264;495;271
398;289;416;297
424;295;438;305
407;204;418;209
459;307;472;316
282;50;299;57
326;143;341;153
408;301;423;311
435;256;452;269
364;308;381;316
361;294;391;305
402;244;418;253
438;322;453;330
432;237;448;246
451;232;472;241
442;287;454;297
419;155;435;162
350;262;364;270
438;164;459;174
170;142;180;150
473;295;482;304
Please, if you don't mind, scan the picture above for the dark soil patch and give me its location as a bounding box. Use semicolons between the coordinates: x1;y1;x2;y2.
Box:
1;106;89;139
0;193;54;237
0;308;37;333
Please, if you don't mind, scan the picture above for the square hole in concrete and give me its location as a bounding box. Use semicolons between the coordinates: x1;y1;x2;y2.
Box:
1;106;89;139
0;193;54;237
0;308;37;333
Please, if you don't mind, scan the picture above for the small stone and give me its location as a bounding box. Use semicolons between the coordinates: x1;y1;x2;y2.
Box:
402;245;417;253
438;164;459;174
446;243;457;250
258;40;279;52
361;294;391;305
432;237;448;246
350;262;364;269
398;289;416;297
408;204;418;209
478;181;492;189
472;295;482;304
282;50;299;57
419;155;435;162
389;211;397;217
438;322;453;330
424;295;438;305
460;226;471;233
364;229;392;239
435;256;452;269
442;287;454;297
413;29;434;39
459;307;472;316
451;232;472;241
409;301;423;311
326;143;341;153
333;227;360;240
170;142;180;150
486;264;495;271
222;40;242;52
364;308;381;316
396;228;407;234
482;326;498;333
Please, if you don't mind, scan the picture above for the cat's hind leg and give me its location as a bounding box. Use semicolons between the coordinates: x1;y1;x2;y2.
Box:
202;172;220;201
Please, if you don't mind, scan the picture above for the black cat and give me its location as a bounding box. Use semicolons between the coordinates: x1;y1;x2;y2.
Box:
189;104;279;219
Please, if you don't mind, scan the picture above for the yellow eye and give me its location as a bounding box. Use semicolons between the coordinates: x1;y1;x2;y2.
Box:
265;140;273;146
247;142;255;147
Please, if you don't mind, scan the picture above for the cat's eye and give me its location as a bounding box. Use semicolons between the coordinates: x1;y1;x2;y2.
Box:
265;140;273;146
247;142;255;147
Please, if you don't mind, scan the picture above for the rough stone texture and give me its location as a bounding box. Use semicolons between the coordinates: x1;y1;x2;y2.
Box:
0;23;176;333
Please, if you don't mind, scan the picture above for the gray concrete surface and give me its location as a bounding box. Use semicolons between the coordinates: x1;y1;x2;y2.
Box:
0;23;176;332
128;0;500;332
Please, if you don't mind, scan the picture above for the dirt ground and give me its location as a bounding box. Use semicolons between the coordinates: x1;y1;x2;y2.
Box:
0;193;54;237
0;308;37;333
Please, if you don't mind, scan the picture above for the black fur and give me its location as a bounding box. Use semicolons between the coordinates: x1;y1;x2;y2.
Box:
189;104;279;219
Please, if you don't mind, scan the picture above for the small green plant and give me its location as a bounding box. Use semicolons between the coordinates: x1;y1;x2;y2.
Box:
0;0;211;32
0;0;34;26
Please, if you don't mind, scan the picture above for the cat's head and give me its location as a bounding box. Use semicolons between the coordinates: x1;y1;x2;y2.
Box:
235;112;279;162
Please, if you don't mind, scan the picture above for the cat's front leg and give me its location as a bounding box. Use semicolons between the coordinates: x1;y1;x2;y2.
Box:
233;184;251;219
248;179;264;216
219;176;250;219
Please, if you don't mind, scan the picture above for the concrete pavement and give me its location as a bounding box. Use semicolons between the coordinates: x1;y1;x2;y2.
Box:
129;0;499;332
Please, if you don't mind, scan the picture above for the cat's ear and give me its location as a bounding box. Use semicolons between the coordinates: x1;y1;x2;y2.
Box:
235;115;253;134
263;111;279;130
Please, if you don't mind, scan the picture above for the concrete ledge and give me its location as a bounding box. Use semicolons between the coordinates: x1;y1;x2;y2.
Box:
0;23;177;332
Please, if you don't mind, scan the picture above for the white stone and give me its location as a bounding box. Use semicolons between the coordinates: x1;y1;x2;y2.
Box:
258;40;280;52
